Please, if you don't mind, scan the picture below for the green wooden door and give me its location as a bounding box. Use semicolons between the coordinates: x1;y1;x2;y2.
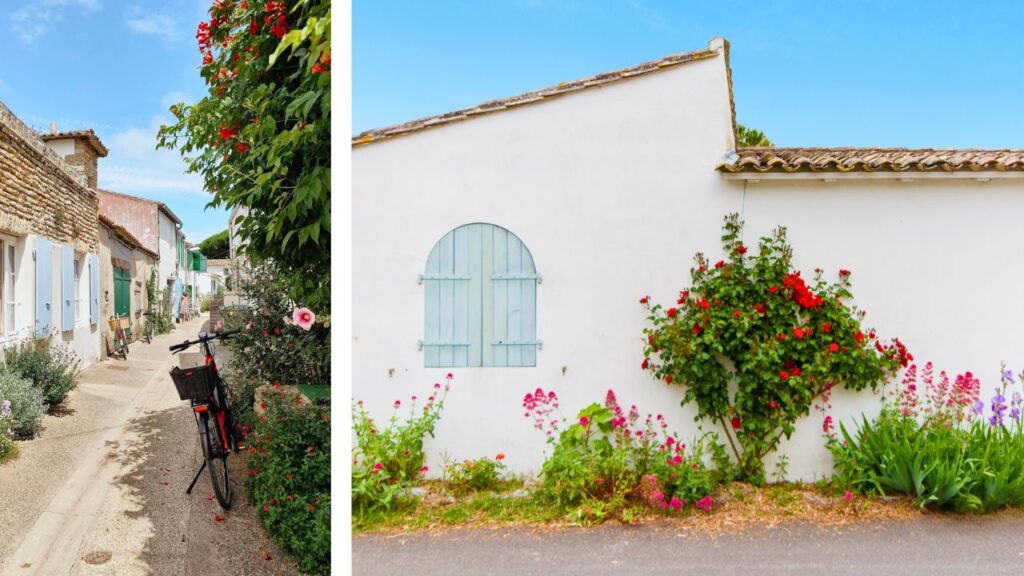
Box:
114;268;131;317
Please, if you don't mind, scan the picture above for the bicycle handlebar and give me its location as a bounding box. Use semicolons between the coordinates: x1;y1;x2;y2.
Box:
169;328;243;353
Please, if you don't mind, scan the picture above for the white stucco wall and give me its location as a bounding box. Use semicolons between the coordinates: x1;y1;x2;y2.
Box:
157;212;177;290
353;41;1024;482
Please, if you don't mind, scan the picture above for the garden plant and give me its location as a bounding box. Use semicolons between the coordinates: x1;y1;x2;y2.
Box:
444;454;510;495
4;331;81;407
641;213;910;484
0;397;16;463
831;362;1024;511
525;388;718;523
0;368;46;438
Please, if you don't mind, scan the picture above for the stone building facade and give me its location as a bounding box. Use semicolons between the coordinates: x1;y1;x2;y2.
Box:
98;215;156;356
0;101;102;366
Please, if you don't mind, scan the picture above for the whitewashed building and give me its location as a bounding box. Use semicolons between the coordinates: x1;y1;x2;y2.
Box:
352;38;1024;480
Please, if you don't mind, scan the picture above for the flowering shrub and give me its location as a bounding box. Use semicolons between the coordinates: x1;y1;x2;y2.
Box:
352;376;451;514
642;213;907;483
444;454;509;494
158;0;331;309
0;398;15;463
246;389;330;575
4;332;80;407
831;363;1024;511
526;388;717;522
0;368;45;438
221;265;329;425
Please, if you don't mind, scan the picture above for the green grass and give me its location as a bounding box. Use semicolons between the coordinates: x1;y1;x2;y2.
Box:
353;490;562;533
0;442;18;465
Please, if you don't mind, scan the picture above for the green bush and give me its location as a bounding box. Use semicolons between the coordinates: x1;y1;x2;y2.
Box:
4;333;80;407
642;214;908;483
445;455;509;494
200;295;212;312
246;391;330;575
222;264;329;425
0;400;16;463
0;368;46;438
352;377;451;515
831;364;1024;512
525;388;718;522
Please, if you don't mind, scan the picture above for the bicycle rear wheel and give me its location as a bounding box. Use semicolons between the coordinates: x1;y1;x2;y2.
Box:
201;411;232;509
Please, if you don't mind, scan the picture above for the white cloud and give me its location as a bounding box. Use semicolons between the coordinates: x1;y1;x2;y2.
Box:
124;5;181;45
10;0;101;45
99;113;208;199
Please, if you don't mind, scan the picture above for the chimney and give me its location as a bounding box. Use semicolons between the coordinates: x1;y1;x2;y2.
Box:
40;128;109;189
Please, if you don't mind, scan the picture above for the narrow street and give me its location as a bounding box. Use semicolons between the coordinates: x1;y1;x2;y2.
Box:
0;314;297;576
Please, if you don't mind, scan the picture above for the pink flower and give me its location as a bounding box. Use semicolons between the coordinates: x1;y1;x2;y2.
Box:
695;495;713;512
579;416;590;427
420;466;429;473
669;497;683;511
292;307;315;330
215;319;224;331
393;400;401;409
246;320;253;330
843;490;853;501
372;463;383;473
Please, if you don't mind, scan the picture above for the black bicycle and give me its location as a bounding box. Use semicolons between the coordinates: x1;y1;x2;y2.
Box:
169;328;241;509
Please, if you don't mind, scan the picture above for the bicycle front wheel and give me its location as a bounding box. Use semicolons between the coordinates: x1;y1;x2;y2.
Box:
202;412;233;509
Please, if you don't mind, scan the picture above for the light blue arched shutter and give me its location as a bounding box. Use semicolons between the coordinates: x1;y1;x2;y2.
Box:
61;245;74;331
35;238;53;336
484;226;537;367
422;227;471;367
89;253;99;325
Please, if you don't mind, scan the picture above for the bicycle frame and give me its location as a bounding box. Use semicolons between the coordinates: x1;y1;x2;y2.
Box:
190;338;232;457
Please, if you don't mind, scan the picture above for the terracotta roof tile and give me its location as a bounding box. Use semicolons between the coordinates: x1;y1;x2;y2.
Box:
719;148;1024;173
40;129;109;157
352;46;720;146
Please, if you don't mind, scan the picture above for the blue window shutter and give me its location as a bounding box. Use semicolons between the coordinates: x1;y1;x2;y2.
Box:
61;245;74;331
485;227;537;367
423;229;472;368
89;253;99;325
424;224;537;368
34;238;52;336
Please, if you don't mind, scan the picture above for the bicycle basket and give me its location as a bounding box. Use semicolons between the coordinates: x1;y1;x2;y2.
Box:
169;364;216;401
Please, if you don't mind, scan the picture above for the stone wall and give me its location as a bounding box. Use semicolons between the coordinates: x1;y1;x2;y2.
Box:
66;140;99;189
0;101;98;253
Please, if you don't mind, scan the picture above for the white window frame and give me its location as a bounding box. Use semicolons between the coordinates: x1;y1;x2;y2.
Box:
0;235;18;340
73;255;84;325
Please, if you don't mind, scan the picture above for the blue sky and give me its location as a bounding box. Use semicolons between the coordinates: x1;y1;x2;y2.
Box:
0;0;229;244
354;0;1024;148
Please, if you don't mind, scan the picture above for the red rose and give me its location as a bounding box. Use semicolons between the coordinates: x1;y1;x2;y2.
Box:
768;286;778;294
769;400;778;409
792;367;801;376
822;323;832;333
733;309;741;318
714;260;724;269
680;290;689;300
779;370;789;380
699;299;710;310
830;343;839;353
754;303;766;315
731;417;741;430
677;296;685;304
778;333;786;341
735;245;747;254
793;327;805;339
665;375;673;384
839;269;851;276
855;331;864;343
692;323;702;335
667;307;678;318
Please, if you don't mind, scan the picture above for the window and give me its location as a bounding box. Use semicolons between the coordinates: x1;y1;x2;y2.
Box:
422;223;539;368
0;239;16;336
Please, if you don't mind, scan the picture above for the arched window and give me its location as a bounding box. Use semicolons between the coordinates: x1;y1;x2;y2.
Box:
421;223;539;367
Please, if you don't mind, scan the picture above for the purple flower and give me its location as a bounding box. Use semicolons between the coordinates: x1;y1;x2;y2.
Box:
1011;408;1021;421
973;401;984;416
1;399;10;416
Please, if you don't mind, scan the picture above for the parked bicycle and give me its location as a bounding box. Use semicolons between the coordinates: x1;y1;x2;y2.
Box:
141;309;155;343
169;328;241;509
109;314;131;358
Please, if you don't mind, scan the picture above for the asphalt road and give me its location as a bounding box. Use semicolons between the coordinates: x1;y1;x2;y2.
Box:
353;513;1024;576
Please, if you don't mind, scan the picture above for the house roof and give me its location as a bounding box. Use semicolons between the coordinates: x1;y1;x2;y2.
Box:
352;40;726;147
96;188;183;225
40;129;109;157
98;213;159;258
718;147;1024;174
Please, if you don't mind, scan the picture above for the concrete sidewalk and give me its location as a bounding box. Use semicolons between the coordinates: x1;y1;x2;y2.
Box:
0;314;296;576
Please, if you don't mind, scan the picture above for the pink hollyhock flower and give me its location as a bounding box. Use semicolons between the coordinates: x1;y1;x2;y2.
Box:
215;319;224;331
292;307;315;331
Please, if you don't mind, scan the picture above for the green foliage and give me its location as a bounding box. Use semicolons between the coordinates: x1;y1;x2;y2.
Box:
4;333;80;407
444;455;509;495
526;388;717;523
352;378;451;515
246;391;330;575
197;229;230;259
158;0;332;310
0;368;46;438
736;123;773;147
830;409;1024;511
0;404;15;463
642;214;907;483
147;270;173;335
222;264;329;426
200;295;212;312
